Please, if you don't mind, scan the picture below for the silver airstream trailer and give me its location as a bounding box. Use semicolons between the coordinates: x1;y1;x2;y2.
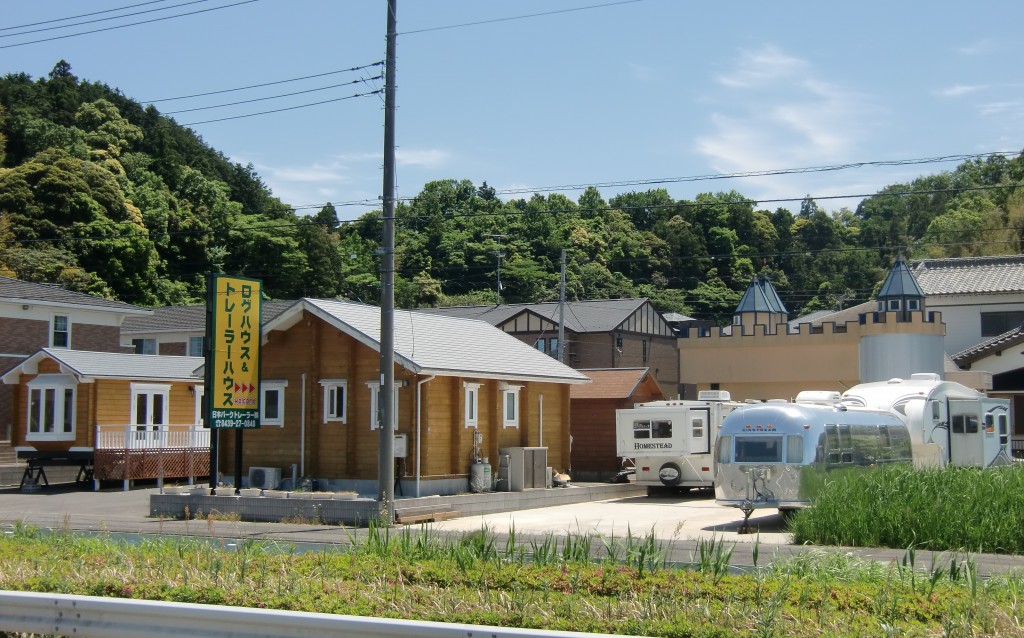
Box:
714;398;912;514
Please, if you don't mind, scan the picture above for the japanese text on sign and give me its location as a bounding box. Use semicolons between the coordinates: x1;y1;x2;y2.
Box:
207;275;262;429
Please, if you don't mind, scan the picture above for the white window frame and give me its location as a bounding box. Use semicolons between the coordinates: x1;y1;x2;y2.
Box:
193;385;205;427
130;382;170;428
887;299;902;311
464;382;481;428
907;299;920;311
187;336;205;357
261;380;288;427
51;315;70;348
501;382;522;429
367;381;400;430
26;374;76;441
320;379;348;424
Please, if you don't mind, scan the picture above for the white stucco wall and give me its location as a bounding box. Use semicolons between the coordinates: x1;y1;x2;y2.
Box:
926;292;1024;355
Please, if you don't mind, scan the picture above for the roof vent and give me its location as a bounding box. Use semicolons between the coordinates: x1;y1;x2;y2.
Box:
697;390;731;401
794;390;842;405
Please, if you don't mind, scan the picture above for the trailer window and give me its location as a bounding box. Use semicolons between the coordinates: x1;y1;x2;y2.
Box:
632;420;672;439
716;435;731;464
999;414;1009;445
952;415;978;434
734;436;782;463
691;417;704;441
838;425;853;462
786;435;803;463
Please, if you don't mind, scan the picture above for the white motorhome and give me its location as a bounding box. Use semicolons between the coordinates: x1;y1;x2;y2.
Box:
615;391;742;495
840;373;1012;468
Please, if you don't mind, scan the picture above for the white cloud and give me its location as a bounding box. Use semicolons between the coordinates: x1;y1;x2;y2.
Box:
695;44;881;204
937;84;987;97
957;39;996;56
395;148;450;168
270;165;347;183
979;101;1024;117
717;45;808;89
629;63;657;82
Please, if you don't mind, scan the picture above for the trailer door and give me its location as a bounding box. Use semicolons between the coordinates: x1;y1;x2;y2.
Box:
948;399;984;466
688;408;710;454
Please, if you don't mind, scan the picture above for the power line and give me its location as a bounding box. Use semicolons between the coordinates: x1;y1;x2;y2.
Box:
162;74;383;115
141;61;384;103
290;151;1020;213
422;183;1024;221
178;88;382;126
399;0;643;35
0;0;259;50
483;152;1022;197
0;0;174;31
0;0;212;38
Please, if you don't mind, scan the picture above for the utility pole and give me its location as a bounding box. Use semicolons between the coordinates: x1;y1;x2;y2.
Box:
377;0;397;524
558;249;566;364
484;234;506;303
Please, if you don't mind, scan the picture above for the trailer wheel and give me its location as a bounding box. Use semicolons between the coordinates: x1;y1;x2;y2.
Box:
658;462;683;487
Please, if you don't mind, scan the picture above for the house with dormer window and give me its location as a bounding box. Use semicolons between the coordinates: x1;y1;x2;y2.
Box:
0;277;150;471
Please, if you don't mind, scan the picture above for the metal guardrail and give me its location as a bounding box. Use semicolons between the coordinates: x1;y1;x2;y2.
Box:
95;424;210;450
0;590;634;638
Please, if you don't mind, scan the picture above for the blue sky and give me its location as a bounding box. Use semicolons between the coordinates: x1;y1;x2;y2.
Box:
3;1;1024;220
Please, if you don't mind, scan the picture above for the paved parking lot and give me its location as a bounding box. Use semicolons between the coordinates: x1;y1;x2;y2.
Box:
1;484;1021;576
0;484;785;542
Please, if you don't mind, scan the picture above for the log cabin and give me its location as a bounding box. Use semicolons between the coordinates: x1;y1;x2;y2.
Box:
216;298;590;496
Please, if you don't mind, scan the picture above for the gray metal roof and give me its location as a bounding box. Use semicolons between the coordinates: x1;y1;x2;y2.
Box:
0;276;150;314
878;258;925;299
417;298;652;333
735;277;787;315
121;300;298;334
911;255;1024;295
2;348;203;383
270;298;590;383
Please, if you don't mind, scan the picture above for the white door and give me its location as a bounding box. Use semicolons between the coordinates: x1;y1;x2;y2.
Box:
948;399;983;466
688;408;710;454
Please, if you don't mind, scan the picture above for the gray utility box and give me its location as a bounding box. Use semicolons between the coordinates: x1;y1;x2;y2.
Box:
498;447;548;492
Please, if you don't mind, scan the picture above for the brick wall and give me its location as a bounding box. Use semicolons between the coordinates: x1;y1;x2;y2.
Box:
160;342;187;356
73;324;131;353
0;317;49;354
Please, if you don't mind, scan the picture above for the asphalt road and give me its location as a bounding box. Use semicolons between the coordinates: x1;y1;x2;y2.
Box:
1;484;1021;577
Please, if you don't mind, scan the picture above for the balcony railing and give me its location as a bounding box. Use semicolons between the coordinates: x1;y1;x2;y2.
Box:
95;424;210;450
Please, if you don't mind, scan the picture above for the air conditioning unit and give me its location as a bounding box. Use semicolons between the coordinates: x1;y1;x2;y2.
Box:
247;466;281;490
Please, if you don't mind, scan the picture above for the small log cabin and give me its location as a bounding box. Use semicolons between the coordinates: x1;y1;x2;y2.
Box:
569;367;665;481
219;298;590;496
1;348;208;489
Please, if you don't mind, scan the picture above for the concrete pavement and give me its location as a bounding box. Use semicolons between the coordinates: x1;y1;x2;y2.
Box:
1;484;1022;577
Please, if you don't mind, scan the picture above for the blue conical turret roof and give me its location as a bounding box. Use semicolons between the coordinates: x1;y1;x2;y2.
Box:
735;276;787;315
877;257;925;300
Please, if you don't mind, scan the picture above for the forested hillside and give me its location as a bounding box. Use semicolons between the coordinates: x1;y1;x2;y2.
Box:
2;62;1023;323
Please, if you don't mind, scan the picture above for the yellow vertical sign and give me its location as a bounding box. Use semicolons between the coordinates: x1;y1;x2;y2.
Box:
208;275;262;429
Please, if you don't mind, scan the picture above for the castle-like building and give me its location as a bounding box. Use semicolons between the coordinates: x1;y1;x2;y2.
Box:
677;258;987;401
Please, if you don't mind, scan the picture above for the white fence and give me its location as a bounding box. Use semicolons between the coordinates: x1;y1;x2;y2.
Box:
95;424;210;450
0;590;633;638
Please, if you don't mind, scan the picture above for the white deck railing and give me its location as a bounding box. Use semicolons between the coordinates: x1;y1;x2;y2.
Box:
95;424;210;450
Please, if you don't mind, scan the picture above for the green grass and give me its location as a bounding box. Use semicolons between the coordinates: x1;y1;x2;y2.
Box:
789;463;1024;553
2;522;1024;637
